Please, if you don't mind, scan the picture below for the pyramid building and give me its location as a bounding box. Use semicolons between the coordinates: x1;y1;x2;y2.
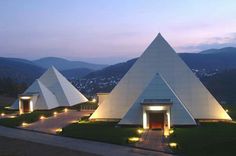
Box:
90;33;231;129
11;66;88;113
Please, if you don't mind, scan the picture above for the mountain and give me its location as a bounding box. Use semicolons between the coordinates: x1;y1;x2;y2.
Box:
33;57;107;70
180;50;236;71
199;47;236;54
61;68;94;79
85;58;137;79
0;57;44;84
201;69;236;104
85;49;236;79
0;57;96;84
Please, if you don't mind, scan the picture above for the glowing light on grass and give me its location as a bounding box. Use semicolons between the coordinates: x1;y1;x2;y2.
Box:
128;137;140;142
55;128;62;133
64;108;68;112
1;113;5;117
169;129;174;134
169;142;178;148
225;109;229;113
137;129;144;134
22;122;29;127
53;112;58;116
4;106;11;109
40;115;46;120
164;130;169;138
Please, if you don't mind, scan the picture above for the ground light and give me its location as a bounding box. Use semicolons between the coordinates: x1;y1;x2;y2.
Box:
55;128;62;133
137;129;144;134
91;98;96;103
64;108;68;112
53;111;58;116
22;122;29;127
40;115;46;120
169;142;178;148
4;106;11;109
9;115;16;118
1;113;5;117
225;109;229;113
169;129;174;134
128;137;140;143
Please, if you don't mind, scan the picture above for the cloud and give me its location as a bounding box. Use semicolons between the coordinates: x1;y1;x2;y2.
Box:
179;32;236;52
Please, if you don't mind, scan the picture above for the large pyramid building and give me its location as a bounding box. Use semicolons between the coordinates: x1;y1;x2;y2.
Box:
90;33;231;129
11;66;88;113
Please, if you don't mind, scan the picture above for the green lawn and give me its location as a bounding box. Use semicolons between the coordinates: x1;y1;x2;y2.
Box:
0;108;64;127
0;107;18;115
60;121;141;145
170;104;236;156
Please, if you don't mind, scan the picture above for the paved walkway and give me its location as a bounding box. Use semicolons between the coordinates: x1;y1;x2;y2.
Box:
21;110;93;134
0;113;18;119
136;130;171;153
0;135;98;156
0;126;175;156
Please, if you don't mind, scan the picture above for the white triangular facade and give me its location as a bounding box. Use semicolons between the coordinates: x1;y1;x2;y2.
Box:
90;33;231;124
11;67;88;110
119;73;196;125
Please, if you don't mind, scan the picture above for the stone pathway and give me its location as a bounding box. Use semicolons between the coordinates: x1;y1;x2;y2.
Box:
0;113;18;119
0;126;175;156
21;110;93;134
136;130;171;153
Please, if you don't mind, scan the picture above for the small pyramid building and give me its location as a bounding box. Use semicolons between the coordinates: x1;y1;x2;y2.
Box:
11;66;88;113
90;33;231;129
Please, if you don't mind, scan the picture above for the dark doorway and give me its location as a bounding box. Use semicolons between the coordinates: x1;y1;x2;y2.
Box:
149;112;164;130
21;99;30;113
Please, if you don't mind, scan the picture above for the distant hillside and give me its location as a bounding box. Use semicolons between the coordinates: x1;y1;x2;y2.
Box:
61;68;94;79
85;48;236;79
85;58;137;79
0;57;44;84
0;57;95;84
180;49;236;71
200;47;236;54
34;57;107;70
201;69;236;104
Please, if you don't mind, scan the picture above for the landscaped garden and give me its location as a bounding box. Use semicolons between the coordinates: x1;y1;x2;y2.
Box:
59;121;142;145
169;104;236;156
0;107;65;127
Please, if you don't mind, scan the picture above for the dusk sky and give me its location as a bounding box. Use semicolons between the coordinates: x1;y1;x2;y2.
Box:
1;0;236;64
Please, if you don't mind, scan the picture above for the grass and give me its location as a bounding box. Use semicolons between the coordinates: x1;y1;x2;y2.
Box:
0;107;64;127
60;121;141;145
169;104;236;156
0;107;18;115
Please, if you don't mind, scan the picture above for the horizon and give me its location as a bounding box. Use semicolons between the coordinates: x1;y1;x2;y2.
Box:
2;46;236;65
1;0;236;64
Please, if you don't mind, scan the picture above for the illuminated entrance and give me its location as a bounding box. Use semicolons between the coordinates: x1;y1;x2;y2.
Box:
21;99;31;113
149;112;164;129
142;99;172;134
19;93;38;114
